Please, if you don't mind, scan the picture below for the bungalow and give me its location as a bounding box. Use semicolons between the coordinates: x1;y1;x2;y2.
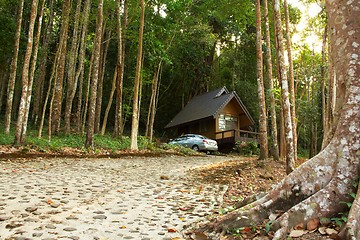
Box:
165;86;258;148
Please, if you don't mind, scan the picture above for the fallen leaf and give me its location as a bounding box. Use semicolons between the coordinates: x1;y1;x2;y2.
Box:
289;229;308;238
47;199;54;205
120;225;126;229
307;218;320;231
117;190;125;193
318;227;327;235
190;231;209;240
294;223;304;230
168;228;177;232
325;228;338;235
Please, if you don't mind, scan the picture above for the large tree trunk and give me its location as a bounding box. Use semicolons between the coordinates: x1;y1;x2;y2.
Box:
14;0;38;144
273;0;295;174
321;25;328;149
255;0;268;160
130;0;145;151
283;0;297;163
85;0;104;148
64;0;83;135
4;0;24;134
187;1;360;239
264;0;279;160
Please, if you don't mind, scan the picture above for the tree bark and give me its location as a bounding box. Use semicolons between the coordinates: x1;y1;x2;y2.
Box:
130;0;145;151
284;0;297;163
21;0;46;141
321;25;328;150
273;0;295;174
75;0;91;133
187;1;360;239
114;0;127;138
145;63;161;141
64;0;83;135
5;0;24;134
85;0;104;148
50;0;71;134
264;0;279;160
101;66;117;135
14;0;38;144
255;0;269;160
32;0;54;126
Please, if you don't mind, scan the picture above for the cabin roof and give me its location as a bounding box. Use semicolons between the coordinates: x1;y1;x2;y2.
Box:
165;86;255;128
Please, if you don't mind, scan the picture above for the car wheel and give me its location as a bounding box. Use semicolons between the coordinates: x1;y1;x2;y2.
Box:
192;145;200;152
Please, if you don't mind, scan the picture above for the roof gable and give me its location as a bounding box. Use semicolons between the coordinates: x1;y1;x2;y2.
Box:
165;86;254;128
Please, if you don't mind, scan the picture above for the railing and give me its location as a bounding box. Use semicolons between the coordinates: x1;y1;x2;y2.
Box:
215;129;259;145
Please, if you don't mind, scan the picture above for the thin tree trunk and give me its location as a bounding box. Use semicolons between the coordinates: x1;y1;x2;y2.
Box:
130;0;145;150
5;0;24;134
75;0;91;133
81;49;94;134
95;25;111;133
284;0;297;162
273;0;295;174
114;0;127;138
256;0;268;160
14;0;38;144
32;0;54;125
264;0;279;160
51;0;71;134
64;0;83;135
145;62;161;141
101;66;117;135
85;0;104;148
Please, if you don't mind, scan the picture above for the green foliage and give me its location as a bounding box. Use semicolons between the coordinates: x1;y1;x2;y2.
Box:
233;141;260;156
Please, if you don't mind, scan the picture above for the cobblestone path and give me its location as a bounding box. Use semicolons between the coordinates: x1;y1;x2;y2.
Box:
0;156;229;240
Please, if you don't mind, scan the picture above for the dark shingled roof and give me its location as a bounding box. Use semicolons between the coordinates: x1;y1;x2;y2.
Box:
165;86;254;128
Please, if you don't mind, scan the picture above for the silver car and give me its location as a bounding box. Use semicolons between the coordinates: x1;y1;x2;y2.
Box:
169;134;218;152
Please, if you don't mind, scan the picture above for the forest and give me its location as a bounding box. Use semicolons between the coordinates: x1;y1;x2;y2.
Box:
0;0;327;155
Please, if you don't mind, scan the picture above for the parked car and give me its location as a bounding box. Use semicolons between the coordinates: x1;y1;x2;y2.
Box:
169;134;218;152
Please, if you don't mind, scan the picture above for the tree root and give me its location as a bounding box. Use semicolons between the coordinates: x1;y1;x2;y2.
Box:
184;145;359;240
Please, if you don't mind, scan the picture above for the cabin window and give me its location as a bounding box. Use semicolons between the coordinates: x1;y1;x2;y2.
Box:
218;114;238;131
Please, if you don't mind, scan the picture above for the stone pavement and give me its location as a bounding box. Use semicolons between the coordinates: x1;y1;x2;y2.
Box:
0;155;230;240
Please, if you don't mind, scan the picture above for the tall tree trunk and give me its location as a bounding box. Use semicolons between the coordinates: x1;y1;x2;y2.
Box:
64;0;83;135
82;48;94;134
284;0;297;162
321;25;330;149
264;0;279;160
114;0;127;138
50;0;71;134
14;0;38;144
130;0;145;150
255;0;269;160
273;0;295;174
32;0;54;125
75;0;91;133
5;0;24;134
21;0;46;141
85;0;104;148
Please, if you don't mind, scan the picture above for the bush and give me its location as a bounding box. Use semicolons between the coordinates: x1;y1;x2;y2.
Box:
233;141;260;156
